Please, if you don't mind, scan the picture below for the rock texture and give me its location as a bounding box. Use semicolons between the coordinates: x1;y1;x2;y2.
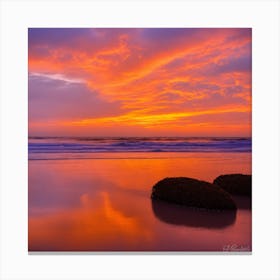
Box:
151;177;236;210
213;174;252;196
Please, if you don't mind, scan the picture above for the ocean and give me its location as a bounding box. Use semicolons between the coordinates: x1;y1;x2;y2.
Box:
28;137;251;159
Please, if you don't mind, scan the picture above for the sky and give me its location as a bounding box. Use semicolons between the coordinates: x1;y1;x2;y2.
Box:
28;28;252;137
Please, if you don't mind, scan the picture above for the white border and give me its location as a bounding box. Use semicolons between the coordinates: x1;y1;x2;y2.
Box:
1;0;279;279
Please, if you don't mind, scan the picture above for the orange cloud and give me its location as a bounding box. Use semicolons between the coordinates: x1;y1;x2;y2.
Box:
28;28;252;136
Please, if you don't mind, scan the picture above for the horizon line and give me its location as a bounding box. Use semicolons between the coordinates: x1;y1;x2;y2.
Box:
28;135;252;138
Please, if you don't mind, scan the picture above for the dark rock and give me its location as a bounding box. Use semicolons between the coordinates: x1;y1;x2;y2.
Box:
151;199;236;228
151;177;237;210
213;174;252;196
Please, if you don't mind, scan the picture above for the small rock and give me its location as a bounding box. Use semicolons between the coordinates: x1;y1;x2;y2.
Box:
151;177;236;210
213;174;251;196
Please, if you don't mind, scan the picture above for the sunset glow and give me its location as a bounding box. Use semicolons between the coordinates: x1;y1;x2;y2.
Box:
28;28;252;137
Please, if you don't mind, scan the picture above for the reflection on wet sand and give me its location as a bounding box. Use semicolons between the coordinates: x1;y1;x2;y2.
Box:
151;199;236;229
29;191;152;251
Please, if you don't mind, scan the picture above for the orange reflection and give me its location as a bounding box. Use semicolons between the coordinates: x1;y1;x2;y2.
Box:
29;191;152;251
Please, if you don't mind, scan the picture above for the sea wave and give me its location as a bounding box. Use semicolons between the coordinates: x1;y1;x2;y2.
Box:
28;137;251;159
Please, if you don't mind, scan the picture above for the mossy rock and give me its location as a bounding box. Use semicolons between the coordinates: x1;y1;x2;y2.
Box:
151;177;237;210
213;174;251;196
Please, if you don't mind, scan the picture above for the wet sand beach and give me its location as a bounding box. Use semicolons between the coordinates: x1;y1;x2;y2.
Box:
28;151;251;251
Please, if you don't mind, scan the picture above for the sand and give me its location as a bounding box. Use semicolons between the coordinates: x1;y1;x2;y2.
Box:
28;152;252;251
